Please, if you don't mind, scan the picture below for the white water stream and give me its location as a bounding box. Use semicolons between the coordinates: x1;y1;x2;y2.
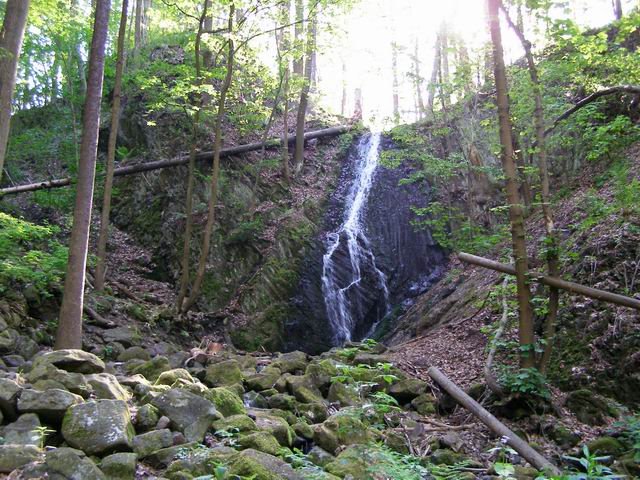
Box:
321;132;390;345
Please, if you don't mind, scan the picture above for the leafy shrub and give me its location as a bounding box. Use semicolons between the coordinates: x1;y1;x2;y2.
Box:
0;213;68;297
498;367;551;400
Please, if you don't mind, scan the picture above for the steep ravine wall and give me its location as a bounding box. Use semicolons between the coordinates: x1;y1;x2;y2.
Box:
284;134;447;354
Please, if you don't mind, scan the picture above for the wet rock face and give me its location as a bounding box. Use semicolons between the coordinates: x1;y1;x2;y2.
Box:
286;135;446;353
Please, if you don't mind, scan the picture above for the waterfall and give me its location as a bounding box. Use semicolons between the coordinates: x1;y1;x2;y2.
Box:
321;132;390;345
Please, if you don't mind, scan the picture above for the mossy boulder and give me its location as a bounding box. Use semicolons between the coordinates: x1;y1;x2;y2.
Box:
292;421;314;440
144;442;198;468
118;346;151;362
305;359;340;391
430;448;468;465
62;399;135;455
313;413;372;454
245;366;282;392
308;446;335;468
32;349;105;374
228;449;303;479
156;368;195;386
388;378;428;403
165;445;237;478
565;389;615;426
267;393;297;411
86;373;132;400
586;436;625;456
133;429;174;458
205;359;244;387
131;356;171;382
0;444;42;473
253;412;295;447
238;431;282;455
286;375;324;403
151;388;221;442
327;381;361;407
45;447;106;479
100;452;138;480
0;377;23;419
205;387;246;417
411;393;437;415
272;351;309;374
296;401;329;423
26;363;92;397
135;403;160;432
17;388;84;423
212;414;258;434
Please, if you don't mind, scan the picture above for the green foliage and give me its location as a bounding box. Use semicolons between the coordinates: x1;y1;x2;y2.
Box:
582;115;640;163
0;213;68;297
363;444;430;479
613;415;640;462
498;367;551;400
562;445;622;479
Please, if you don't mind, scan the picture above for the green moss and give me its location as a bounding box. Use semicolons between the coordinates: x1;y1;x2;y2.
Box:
205;387;246;417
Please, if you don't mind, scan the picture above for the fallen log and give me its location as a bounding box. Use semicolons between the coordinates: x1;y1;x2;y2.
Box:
0;125;351;196
458;252;640;310
427;366;561;475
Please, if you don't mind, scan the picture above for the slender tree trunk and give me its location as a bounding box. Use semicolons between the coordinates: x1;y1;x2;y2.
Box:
391;41;400;120
95;0;129;292
501;4;559;372
612;0;623;19
293;0;304;76
0;0;30;184
487;0;535;368
414;39;425;120
427;34;441;117
293;7;316;173
281;0;291;183
440;22;450;108
181;4;235;314
55;0;111;350
134;0;143;62
353;87;362;119
177;0;209;312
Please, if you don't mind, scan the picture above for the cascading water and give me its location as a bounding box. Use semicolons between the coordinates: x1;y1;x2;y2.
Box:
321;132;390;345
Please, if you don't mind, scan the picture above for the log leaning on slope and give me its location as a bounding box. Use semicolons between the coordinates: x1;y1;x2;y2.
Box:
0;126;351;196
427;366;561;475
458;252;640;311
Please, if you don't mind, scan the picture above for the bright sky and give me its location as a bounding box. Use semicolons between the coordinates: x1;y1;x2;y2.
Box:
313;0;638;126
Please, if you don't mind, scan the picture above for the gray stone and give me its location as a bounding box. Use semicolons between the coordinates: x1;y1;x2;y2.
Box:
151;388;221;442
101;326;137;347
100;452;138;480
307;446;335;468
117;346;151;362
144;442;198;468
3;354;26;368
0;377;22;419
46;447;106;479
3;413;41;446
133;429;173;458
155;368;194;386
205;359;244;387
62;400;135;455
32;349;105;374
253;412;294;447
14;335;39;360
18;388;84;423
245;366;281;392
388;378;428;403
229;449;303;479
0;445;42;473
86;373;132;400
27;363;92;397
135;403;160;432
272;351;308;374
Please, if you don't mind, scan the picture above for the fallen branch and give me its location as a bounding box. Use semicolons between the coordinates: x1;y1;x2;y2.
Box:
542;85;640;139
428;366;561;475
458;252;640;310
83;305;115;328
0;126;352;196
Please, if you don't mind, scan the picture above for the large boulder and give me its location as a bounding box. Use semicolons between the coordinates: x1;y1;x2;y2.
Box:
156;368;195;386
61;399;135;455
205;387;246;417
130;356;170;382
238;431;282;455
133;429;173;458
252;411;294;447
212;414;258;434
151;388;221;442
3;413;41;446
100;452;138;480
0;445;42;473
205;359;244;387
0;377;23;419
565;389;616;426
18;388;84;423
86;373;132;401
45;447;106;479
165;445;237;478
26;363;93;397
245;367;281;392
33;349;105;374
314;413;372;454
272;351;309;374
388;378;428;403
229;449;304;480
285;375;324;404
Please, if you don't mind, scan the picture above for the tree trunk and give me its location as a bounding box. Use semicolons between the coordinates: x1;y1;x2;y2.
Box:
280;0;291;184
486;0;535;368
180;3;235;314
440;22;450;108
391;41;400;120
294;6;316;173
0;0;30;184
612;0;623;19
177;0;209;312
427;33;441;117
134;0;143;62
293;0;304;76
414;39;425;120
501;4;560;372
55;0;111;350
340;58;347;116
94;0;129;292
